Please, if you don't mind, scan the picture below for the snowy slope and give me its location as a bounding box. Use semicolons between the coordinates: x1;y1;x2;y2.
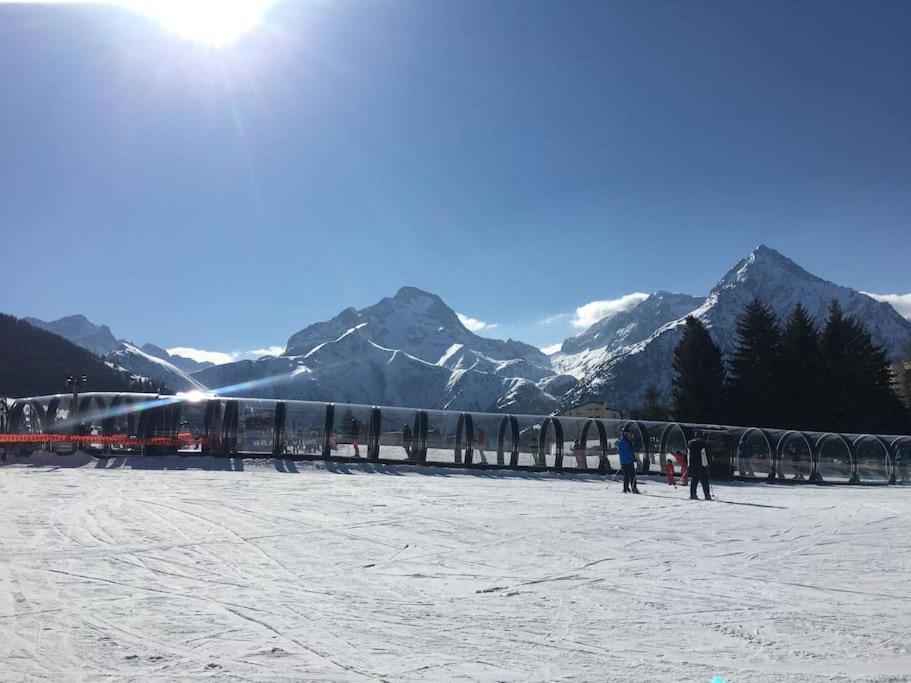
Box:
197;287;575;413
564;245;911;412
2;453;909;682
107;343;206;392
553;291;705;379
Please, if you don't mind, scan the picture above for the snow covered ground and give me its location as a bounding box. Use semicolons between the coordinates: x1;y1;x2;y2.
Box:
1;453;909;682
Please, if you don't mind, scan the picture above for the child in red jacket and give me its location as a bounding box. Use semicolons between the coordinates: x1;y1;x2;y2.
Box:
664;458;677;487
671;449;689;485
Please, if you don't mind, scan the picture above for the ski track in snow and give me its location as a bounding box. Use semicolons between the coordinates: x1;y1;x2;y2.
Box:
0;454;910;682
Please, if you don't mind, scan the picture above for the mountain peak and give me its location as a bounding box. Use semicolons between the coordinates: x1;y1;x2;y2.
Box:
393;286;444;303
715;244;823;293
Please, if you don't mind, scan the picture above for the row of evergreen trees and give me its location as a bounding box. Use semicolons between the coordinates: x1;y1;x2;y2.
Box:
665;300;910;434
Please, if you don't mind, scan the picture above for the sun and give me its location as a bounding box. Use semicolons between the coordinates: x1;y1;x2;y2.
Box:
125;0;275;47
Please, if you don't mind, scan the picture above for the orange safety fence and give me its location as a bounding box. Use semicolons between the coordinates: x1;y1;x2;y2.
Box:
0;433;209;448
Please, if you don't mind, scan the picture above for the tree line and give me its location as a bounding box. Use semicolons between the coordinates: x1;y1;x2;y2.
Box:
633;300;911;435
0;314;170;398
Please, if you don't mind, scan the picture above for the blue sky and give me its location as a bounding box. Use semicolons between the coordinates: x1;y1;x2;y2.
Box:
2;0;910;361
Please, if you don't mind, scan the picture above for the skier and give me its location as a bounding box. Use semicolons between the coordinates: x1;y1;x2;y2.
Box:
476;427;487;464
670;449;689;485
739;439;755;477
896;443;910;484
572;440;586;469
664;456;676;487
618;429;640;494
351;418;361;457
687;430;712;500
788;440;805;480
402;423;414;459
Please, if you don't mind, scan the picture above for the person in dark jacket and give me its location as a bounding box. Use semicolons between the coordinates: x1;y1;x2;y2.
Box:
617;430;640;494
687;430;712;500
402;423;414;458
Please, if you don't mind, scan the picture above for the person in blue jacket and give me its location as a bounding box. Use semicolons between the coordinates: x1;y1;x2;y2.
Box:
618;429;640;494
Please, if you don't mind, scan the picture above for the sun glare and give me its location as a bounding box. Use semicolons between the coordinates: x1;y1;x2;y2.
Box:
125;0;274;47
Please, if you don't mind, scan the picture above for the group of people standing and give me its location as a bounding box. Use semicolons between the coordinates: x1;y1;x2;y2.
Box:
617;428;713;500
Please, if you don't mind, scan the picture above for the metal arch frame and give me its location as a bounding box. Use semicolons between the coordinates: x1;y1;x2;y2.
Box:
851;434;892;485
812;433;854;484
367;407;382;460
658;422;690;472
107;394;138;452
203;398;223;455
580;418;610;473
45;395;77;455
496;414;520;467
413;410;428;464
77;394;109;454
8;399;46;454
455;412;474;465
774;430;815;483
539;416;565;470
272;401;287;458
622;419;651;472
735;427;776;480
221;400;239;455
890;436;911;485
322;403;335;458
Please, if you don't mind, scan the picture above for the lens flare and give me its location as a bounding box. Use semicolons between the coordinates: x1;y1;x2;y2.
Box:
124;0;275;47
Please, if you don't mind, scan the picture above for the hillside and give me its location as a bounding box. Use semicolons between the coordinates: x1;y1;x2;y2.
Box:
0;314;136;397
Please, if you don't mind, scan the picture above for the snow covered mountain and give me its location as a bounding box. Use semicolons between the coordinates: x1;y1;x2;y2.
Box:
139;343;213;373
107;343;206;392
23;314;213;391
24;315;120;357
553;291;705;379
286;287;549;367
562;245;911;414
194;287;575;413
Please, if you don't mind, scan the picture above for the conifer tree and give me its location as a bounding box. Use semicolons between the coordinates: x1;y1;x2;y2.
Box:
632;385;670;421
671;316;726;423
726;299;782;428
779;303;823;430
819;300;908;433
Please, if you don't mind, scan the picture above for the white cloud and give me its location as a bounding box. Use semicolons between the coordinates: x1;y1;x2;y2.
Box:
539;312;571;325
168;347;239;365
457;313;499;333
249;346;285;357
167;345;285;365
862;292;911;321
570;293;649;329
540;343;562;355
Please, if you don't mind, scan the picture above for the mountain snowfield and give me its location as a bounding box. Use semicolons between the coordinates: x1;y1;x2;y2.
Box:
16;246;911;414
194;288;575;413
552;291;706;379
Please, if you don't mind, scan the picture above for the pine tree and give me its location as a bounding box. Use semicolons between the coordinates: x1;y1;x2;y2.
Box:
819;300;854;431
671;316;726;423
819;300;909;433
778;303;823;430
632;386;670;421
726;299;782;428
